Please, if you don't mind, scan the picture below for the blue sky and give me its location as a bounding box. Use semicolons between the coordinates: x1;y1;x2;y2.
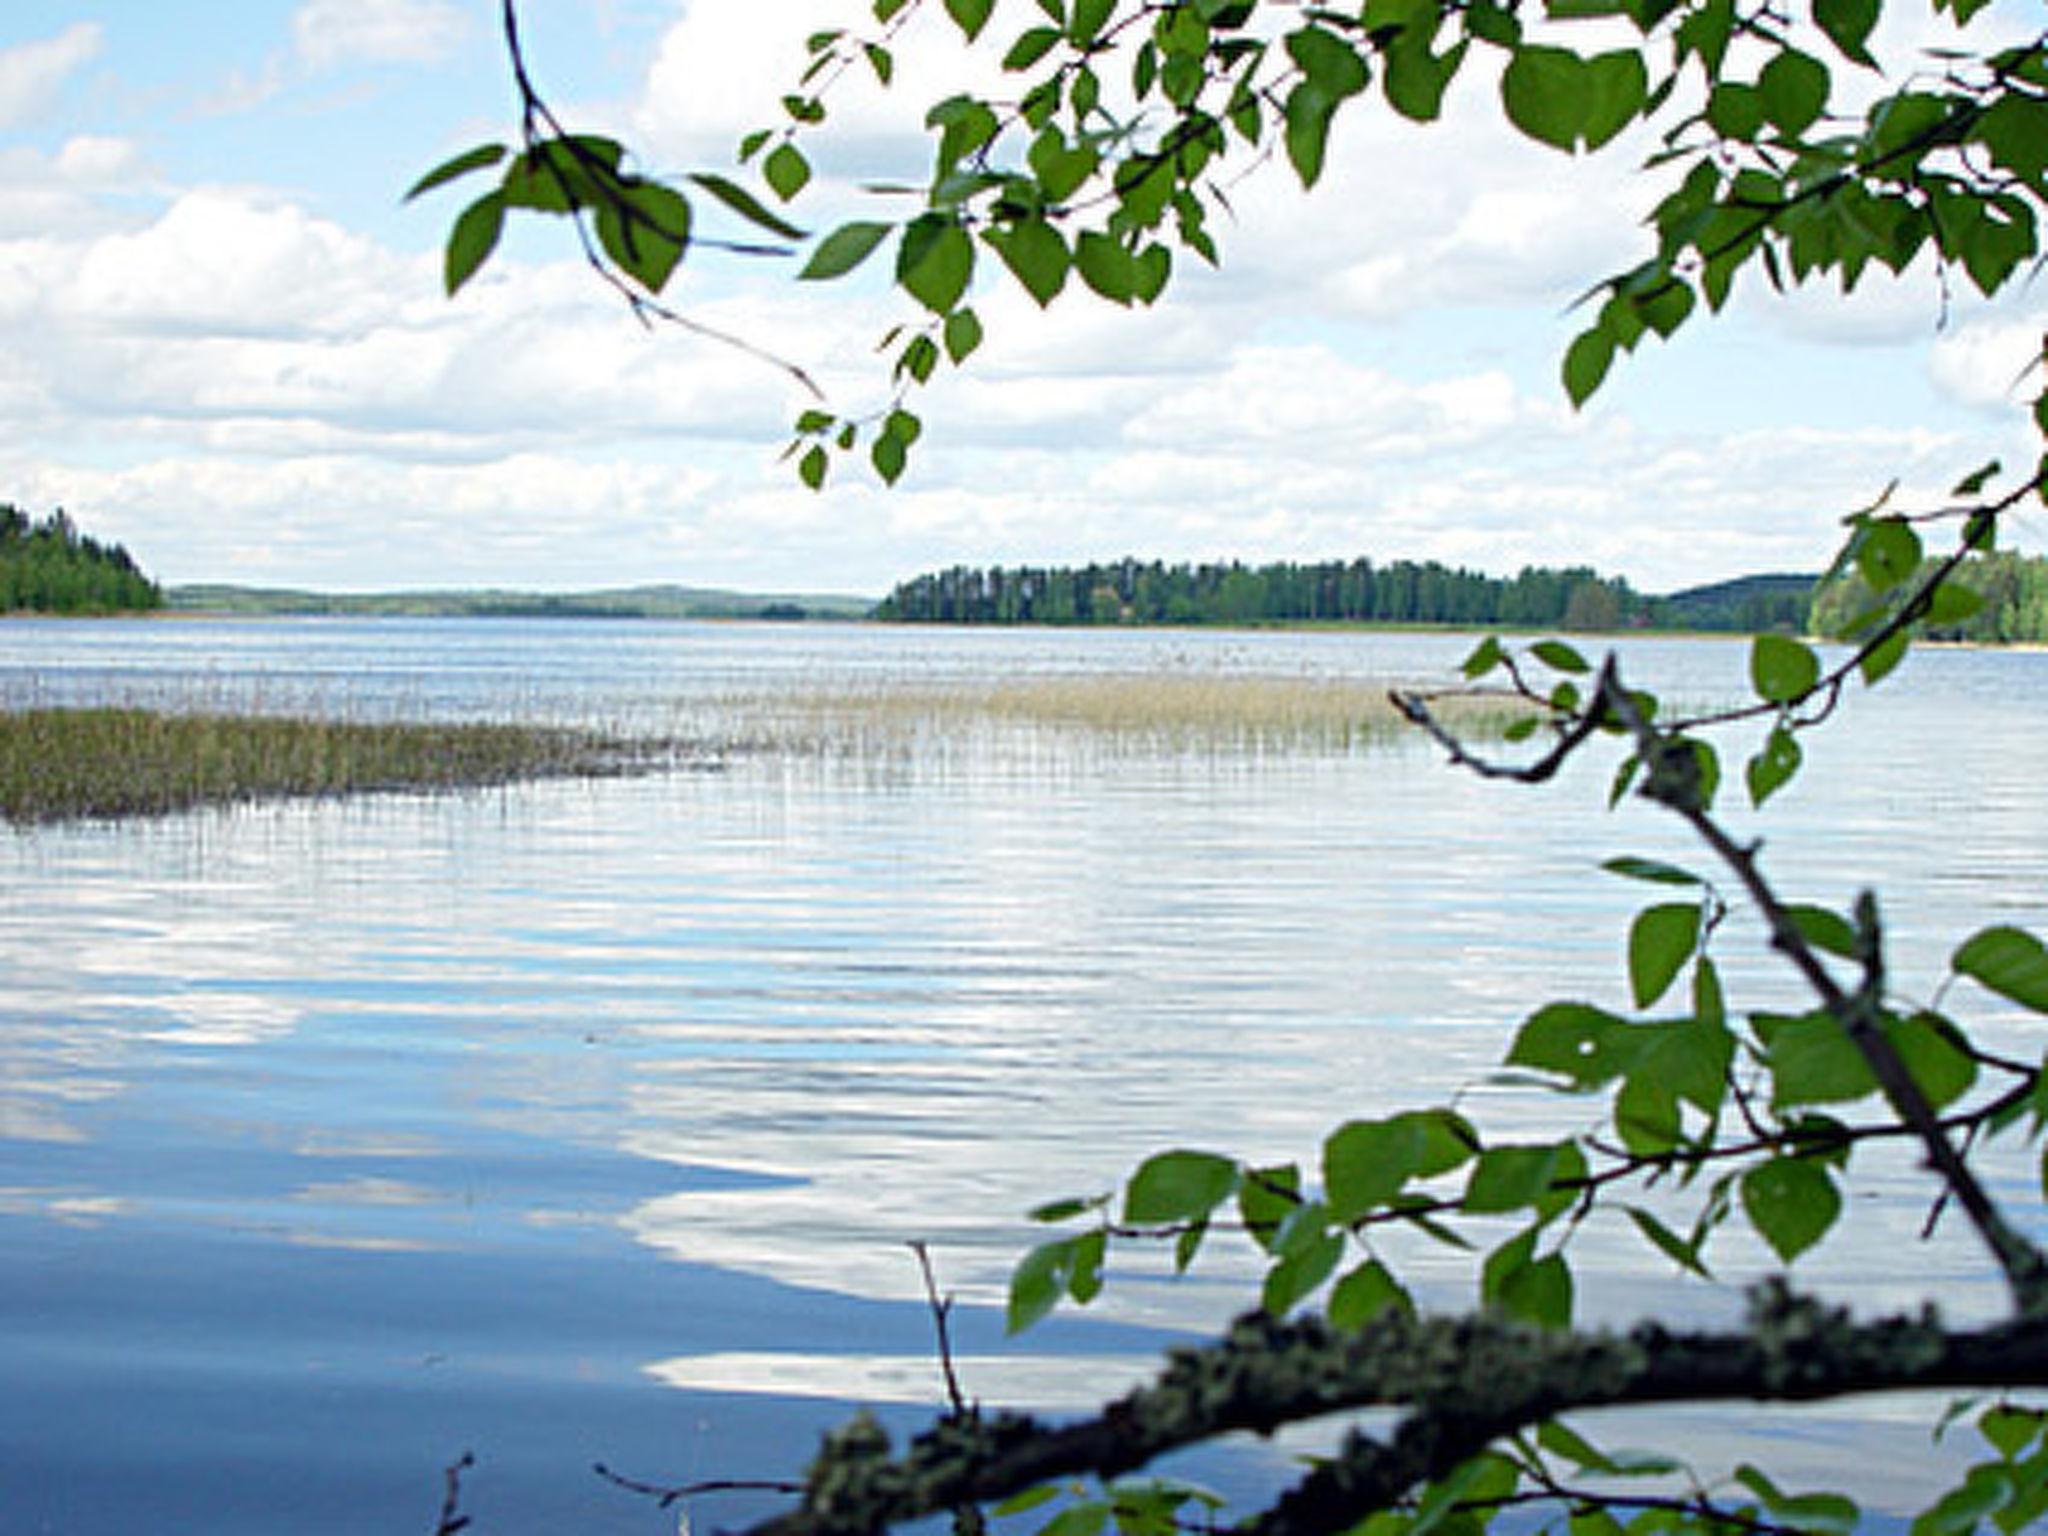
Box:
2;0;2042;596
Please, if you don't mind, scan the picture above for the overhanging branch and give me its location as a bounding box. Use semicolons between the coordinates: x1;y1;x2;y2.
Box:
735;1287;2048;1536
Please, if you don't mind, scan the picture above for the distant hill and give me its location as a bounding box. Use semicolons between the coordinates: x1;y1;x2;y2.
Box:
1654;573;1816;633
166;583;875;622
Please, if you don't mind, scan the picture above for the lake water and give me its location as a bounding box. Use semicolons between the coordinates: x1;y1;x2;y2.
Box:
3;619;2045;1532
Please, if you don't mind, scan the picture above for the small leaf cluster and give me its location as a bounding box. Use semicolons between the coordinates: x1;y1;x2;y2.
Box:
409;135;803;299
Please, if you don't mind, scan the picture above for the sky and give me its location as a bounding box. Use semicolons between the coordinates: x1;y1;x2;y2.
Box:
1;0;2043;598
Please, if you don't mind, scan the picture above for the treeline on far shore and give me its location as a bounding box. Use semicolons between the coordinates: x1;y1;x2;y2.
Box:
874;558;1816;633
1;503;161;615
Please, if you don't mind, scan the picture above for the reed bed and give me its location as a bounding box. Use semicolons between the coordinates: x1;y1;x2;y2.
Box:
0;707;668;825
2;678;1526;824
748;673;1530;753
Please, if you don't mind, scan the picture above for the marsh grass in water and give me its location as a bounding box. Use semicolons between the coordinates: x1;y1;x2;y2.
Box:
753;674;1530;752
0;707;667;825
2;680;1527;823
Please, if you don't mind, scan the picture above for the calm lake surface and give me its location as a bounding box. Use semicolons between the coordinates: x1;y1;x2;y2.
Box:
3;619;2045;1532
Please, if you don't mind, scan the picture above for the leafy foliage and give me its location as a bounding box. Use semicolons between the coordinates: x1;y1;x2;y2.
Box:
433;3;2048;1533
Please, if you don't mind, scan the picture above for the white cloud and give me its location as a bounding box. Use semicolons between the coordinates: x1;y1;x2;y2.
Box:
0;22;101;130
1930;314;2048;414
292;0;469;72
63;189;416;338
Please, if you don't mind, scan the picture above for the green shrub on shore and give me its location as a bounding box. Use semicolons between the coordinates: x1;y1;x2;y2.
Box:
0;708;653;824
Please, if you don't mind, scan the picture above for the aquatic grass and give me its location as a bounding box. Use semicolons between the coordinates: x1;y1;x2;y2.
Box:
2;678;1528;824
0;707;673;825
742;673;1532;753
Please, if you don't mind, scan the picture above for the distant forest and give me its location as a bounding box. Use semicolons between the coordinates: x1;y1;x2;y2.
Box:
1;503;161;614
874;558;1814;633
1810;549;2048;644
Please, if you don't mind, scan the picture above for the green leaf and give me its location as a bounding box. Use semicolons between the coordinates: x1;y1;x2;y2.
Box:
1859;627;1910;686
1282;83;1341;187
1758;49;1831;136
1461;635;1505;679
1741;1156;1841;1262
1285;26;1370;99
1746;724;1802;807
1813;0;1879;67
1628;902;1700;1010
1980;1404;2048;1459
686;171;806;241
1707;81;1767;141
1602;855;1701;887
407;142;507;201
1538;1418;1618;1472
1328;1259;1411;1329
1323;1117;1423;1221
1501;46;1587;152
1891;1011;1978;1112
898;216;975;314
1855;517;1922;594
985;219;1070;305
1029;1195;1099;1223
1067;0;1113;43
801;221;893;280
1042;1503;1112;1536
1508;1002;1641;1089
943;307;984;363
1581;50;1648;150
1124;1150;1239;1223
1463;1143;1567;1215
992;1485;1060;1518
1262;1231;1345;1314
1785;904;1858;959
1003;26;1065;71
1382;37;1464;123
764;143;811;202
1624;1205;1712;1277
1615;1073;1680;1155
1763;1010;1878;1107
1076;231;1138;304
1562;326;1615;405
1635;1012;1735;1117
1915;1463;2017;1536
871;431;908;485
1531;638;1590;673
444;193;504;296
1954;927;2048;1014
1498;1247;1575;1328
1240;1164;1303;1252
596;181;691;293
1736;1465;1861;1532
1750;634;1820;703
798;444;828;490
1927;579;1985;626
1008;1238;1074;1332
499;136;623;212
943;0;995;40
1068;1227;1106;1302
1028;130;1099;204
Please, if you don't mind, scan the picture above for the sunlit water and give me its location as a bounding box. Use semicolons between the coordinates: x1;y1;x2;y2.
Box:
2;620;2045;1532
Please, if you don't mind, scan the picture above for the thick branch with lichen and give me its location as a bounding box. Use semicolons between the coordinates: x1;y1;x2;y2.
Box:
736;1286;2048;1536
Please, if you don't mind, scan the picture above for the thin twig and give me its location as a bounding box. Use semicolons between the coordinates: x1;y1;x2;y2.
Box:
434;1451;474;1535
910;1240;973;1418
594;1463;803;1511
